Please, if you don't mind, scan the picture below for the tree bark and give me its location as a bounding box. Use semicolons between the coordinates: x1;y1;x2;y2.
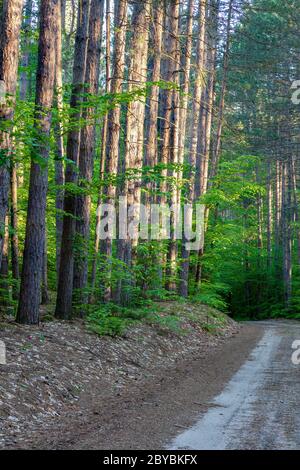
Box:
100;0;128;302
266;161;273;269
10;161;20;299
179;0;207;297
0;0;23;272
117;0;150;304
144;0;163;207
159;0;180;205
194;0;219;288
54;0;65;277
210;0;233;179
17;0;58;324
274;159;282;269
41;233;49;304
166;0;181;292
282;160;292;309
20;0;33;100
55;0;91;319
90;0;112;296
177;0;194;199
291;155;300;266
73;0;104;311
0;215;9;307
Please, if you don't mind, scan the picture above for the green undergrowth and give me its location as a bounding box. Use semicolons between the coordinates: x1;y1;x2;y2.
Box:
86;300;232;337
0;294;232;338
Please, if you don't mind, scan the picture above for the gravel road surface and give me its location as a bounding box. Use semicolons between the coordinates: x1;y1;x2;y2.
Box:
168;320;300;450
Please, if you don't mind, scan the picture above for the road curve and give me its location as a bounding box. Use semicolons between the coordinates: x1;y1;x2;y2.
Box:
168;320;300;450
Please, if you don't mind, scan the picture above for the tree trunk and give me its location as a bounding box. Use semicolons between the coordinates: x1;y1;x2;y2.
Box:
256;168;263;255
199;0;220;197
166;0;181;292
0;0;23;272
100;0;128;302
55;0;91;319
10;161;20;299
274;159;282;270
144;0;163;207
41;233;49;304
159;0;180;205
291;155;300;266
117;0;150;304
61;0;66;31
90;0;112;296
54;0;65;277
266;161;273;269
0;215;9;307
282;161;292;308
73;0;104;311
179;0;207;297
177;0;194;201
20;0;33;100
194;0;219;288
210;0;233;179
17;0;58;324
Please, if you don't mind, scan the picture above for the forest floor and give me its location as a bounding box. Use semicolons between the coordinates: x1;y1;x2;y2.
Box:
0;302;262;450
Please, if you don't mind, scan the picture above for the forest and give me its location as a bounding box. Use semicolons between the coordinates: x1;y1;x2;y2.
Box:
0;0;299;330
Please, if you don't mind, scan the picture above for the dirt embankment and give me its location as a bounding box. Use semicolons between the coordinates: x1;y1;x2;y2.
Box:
0;302;260;450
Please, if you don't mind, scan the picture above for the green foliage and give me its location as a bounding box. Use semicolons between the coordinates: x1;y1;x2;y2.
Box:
86;301;182;337
191;282;230;312
2;0;299;329
195;152;300;320
146;313;183;334
87;304;131;337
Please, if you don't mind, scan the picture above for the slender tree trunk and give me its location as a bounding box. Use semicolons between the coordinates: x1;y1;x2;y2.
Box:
199;0;220;197
117;0;150;304
41;233;49;304
54;0;65;277
61;0;66;31
0;217;9;276
257;168;263;255
17;0;58;325
282;160;292;308
55;0;91;319
177;0;194;201
73;0;104;311
194;0;219;288
256;167;263;314
0;215;9;307
166;0;180;292
100;0;128;302
179;0;207;297
20;0;33;101
267;161;273;269
154;0;180;292
159;0;180;205
274;159;282;270
210;0;233;179
90;0;112;296
10;161;20;298
291;155;300;266
144;0;163;207
0;0;23;272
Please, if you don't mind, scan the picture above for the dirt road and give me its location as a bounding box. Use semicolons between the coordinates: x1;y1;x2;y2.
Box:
65;322;263;450
168;320;300;450
7;319;299;450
